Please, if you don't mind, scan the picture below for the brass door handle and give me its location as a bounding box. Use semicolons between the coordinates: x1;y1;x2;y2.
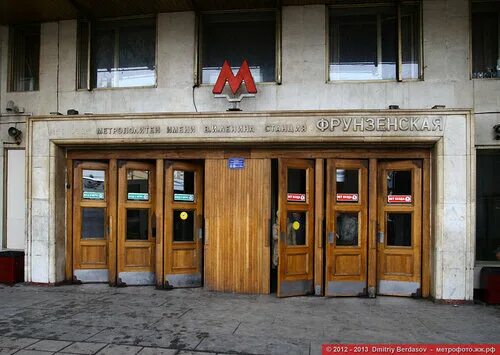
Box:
151;212;156;238
265;218;271;247
198;215;203;240
378;231;384;243
204;218;208;245
108;216;112;242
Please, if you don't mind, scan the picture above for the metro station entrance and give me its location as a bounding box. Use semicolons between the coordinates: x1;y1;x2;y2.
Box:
68;151;428;298
117;161;156;285
164;161;203;288
71;159;204;287
324;159;423;297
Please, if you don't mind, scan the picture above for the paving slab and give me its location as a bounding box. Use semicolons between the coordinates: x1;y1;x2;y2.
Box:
25;340;72;352
0;284;498;355
57;342;108;354
3;324;105;343
95;344;143;355
0;336;39;349
138;348;178;355
196;333;311;355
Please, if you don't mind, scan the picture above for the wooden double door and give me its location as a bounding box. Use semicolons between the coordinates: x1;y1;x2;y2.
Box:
72;160;203;287
276;158;423;297
70;156;424;297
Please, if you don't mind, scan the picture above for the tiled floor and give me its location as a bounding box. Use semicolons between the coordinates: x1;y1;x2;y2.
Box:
0;284;498;354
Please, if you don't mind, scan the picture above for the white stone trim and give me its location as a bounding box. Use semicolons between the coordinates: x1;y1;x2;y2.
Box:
25;109;474;300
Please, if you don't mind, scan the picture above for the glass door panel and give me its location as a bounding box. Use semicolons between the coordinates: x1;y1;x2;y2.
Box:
164;161;203;288
117;161;156;286
277;159;315;297
377;161;422;296
73;162;110;283
325;159;368;297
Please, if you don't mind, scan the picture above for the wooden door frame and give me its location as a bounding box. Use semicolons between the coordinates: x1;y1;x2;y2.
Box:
65;148;431;298
325;159;369;297
155;159;164;288
277;158;315;297
164;160;203;288
69;160;111;283
108;159;118;285
117;160;157;285
65;158;73;281
376;159;423;296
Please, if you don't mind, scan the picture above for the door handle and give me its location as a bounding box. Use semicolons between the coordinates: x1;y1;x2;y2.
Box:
198;215;203;240
378;231;384;243
108;216;112;242
327;232;334;244
151;212;156;238
204;218;208;245
265;218;271;247
318;217;325;248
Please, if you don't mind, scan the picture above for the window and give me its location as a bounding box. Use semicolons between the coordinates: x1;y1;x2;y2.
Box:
78;17;156;89
328;2;421;81
8;24;40;92
200;11;277;84
472;1;500;79
476;151;500;262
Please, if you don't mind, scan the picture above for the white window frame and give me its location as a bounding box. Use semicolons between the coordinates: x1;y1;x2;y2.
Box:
77;15;158;91
470;0;500;80
195;9;282;86
326;1;423;83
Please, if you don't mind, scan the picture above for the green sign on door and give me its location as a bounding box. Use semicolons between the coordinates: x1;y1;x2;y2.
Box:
174;193;195;202
83;191;104;200
128;193;149;201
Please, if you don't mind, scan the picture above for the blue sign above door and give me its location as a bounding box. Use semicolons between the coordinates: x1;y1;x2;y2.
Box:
228;158;245;169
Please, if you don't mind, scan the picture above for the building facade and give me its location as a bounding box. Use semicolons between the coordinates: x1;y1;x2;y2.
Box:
0;0;498;301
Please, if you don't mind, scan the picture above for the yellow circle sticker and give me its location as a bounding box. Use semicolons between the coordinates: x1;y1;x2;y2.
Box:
292;221;300;231
180;212;188;220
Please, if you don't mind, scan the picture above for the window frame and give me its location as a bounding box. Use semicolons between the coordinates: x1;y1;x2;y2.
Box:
76;15;158;91
470;0;500;80
2;147;26;250
475;148;500;264
7;23;41;92
325;1;423;83
195;8;282;87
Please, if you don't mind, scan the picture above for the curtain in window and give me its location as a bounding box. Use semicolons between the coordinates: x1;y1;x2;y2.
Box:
9;25;40;92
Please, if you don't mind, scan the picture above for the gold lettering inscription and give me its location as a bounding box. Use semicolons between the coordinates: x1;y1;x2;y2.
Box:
316;117;444;132
96;126;195;135
204;125;255;133
265;124;306;133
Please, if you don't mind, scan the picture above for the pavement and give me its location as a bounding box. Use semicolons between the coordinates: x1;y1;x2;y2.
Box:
0;284;498;355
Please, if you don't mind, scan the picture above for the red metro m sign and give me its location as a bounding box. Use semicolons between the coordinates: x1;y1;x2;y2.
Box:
212;60;257;111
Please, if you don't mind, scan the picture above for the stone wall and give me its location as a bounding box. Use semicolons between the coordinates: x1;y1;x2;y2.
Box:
25;110;474;300
0;2;497;116
0;0;497;297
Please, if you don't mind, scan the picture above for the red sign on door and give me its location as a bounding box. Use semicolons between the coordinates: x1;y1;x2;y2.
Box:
287;193;306;202
388;195;412;203
336;193;359;202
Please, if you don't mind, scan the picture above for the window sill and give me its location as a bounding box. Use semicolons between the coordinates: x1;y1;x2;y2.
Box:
6;89;40;93
197;82;277;88
475;261;500;266
79;85;158;92
326;79;422;84
472;77;500;81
